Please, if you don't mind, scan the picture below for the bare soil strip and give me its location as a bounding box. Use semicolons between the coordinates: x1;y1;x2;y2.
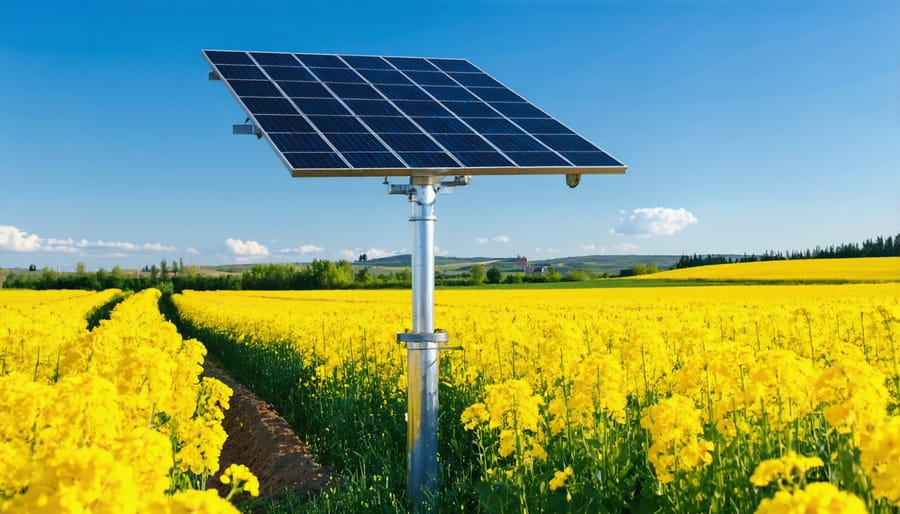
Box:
204;361;336;499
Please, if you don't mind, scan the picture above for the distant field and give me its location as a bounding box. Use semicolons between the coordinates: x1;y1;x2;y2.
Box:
641;256;900;282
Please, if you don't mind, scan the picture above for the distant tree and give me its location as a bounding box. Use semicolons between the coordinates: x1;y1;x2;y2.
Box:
171;260;179;276
149;264;159;282
503;273;523;284
469;264;486;285
631;264;659;276
75;262;87;274
486;266;502;284
160;260;169;281
354;267;372;285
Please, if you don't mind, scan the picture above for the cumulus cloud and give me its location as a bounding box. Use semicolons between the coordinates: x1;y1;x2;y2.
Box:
1;225;42;251
185;247;200;255
279;244;325;256
224;238;270;257
581;244;597;252
493;235;510;243
475;237;489;245
611;207;697;238
0;224;175;255
433;245;449;257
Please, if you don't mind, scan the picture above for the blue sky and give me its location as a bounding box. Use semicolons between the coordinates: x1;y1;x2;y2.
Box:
1;0;898;270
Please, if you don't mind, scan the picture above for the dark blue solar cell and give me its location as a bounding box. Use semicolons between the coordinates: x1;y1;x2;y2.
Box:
263;66;315;81
360;116;421;133
386;57;439;71
243;97;298;114
449;72;504;88
254;115;314;133
216;65;266;80
292;98;351;116
428;58;481;73
295;54;348;68
342;99;401;117
452;151;514;167
284;152;348;169
357;69;412;85
484;134;549;152
512;118;574;134
278;81;333;98
269;133;333;152
342;55;394;70
404;71;455;86
311;67;365;84
503;152;569;167
307;115;368;133
463;117;524;135
491;102;549;118
379;133;441;152
250;52;301;66
393;100;452;117
206;51;253;65
535;134;600;152
412;116;472;134
397;152;460;168
343;152;405;168
423;86;478;102
442;101;501;118
328;82;381;100
375;84;431;101
560;151;623;167
228;80;283;97
325;133;388;152
432;134;495;152
284;152;349;170
469;87;524;103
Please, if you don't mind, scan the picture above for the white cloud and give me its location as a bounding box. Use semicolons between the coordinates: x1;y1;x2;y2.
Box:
142;242;176;252
225;238;270;257
434;245;449;257
185;247;200;255
477;235;509;244
609;242;639;253
279;244;325;256
0;225;41;252
0;225;175;255
581;244;597;252
611;207;698;238
336;247;404;260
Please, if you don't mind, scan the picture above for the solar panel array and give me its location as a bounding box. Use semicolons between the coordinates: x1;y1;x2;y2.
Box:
203;50;625;177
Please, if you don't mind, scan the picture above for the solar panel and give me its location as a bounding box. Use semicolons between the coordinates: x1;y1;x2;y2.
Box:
203;50;626;178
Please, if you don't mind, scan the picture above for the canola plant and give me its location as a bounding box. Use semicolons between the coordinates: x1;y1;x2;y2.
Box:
0;289;257;513
173;283;900;513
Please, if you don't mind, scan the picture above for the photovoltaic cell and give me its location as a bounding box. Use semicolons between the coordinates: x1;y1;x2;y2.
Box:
204;50;625;175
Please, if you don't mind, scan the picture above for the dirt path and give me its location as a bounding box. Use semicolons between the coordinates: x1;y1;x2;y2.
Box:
204;362;336;499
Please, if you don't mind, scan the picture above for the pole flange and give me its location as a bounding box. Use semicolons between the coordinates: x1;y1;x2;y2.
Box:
397;330;461;351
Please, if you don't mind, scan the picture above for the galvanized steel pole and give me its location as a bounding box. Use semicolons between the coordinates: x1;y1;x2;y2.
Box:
406;177;439;510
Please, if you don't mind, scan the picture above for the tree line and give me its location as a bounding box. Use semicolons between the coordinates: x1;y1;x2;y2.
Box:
674;234;900;270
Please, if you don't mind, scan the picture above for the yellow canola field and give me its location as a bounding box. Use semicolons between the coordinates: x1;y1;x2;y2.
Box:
641;256;900;281
174;284;900;512
0;289;254;514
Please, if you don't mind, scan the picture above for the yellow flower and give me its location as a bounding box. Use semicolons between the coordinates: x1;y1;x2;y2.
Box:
753;482;867;514
549;466;574;492
750;451;824;487
859;415;900;506
220;463;260;498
